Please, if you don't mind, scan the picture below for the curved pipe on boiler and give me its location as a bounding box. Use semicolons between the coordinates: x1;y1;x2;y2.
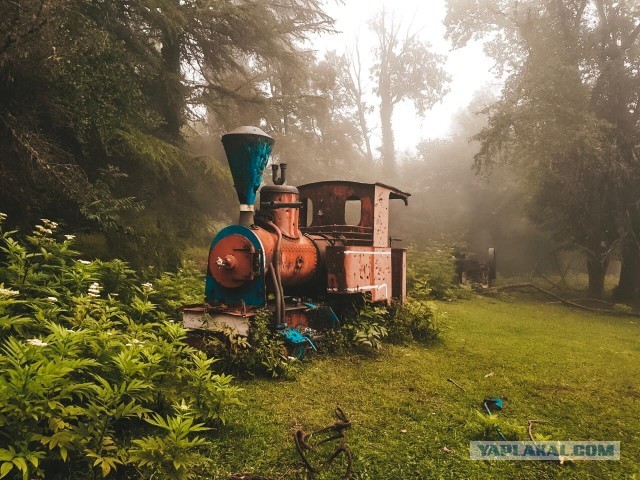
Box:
266;221;286;325
269;266;281;326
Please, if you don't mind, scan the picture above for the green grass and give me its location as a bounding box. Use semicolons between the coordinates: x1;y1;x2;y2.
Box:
207;296;640;479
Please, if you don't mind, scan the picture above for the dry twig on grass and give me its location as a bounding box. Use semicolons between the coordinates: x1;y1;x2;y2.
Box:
485;283;640;318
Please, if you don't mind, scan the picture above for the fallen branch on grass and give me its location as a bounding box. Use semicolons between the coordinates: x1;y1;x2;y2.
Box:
527;419;547;443
447;378;465;391
484;283;640;318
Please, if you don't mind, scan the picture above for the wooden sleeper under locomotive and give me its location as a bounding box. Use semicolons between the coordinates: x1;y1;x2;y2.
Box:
183;126;410;347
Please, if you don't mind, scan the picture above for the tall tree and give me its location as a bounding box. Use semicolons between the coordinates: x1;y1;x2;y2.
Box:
369;8;449;177
446;0;640;299
343;42;374;163
0;0;335;267
207;50;368;183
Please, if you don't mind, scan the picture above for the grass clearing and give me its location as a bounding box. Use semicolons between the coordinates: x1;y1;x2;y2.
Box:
208;296;640;479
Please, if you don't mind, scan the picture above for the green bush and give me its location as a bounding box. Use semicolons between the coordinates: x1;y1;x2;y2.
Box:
203;310;300;379
407;242;460;300
340;299;441;350
346;302;389;351
0;215;241;479
386;298;441;344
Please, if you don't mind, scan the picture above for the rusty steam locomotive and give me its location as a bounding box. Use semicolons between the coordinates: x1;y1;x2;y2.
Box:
184;126;410;349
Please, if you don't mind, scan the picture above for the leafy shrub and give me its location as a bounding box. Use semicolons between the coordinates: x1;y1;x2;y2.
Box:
386;298;441;344
320;298;442;353
351;323;388;350
0;215;240;479
129;406;212;480
407;242;460;300
344;302;389;351
203;310;300;379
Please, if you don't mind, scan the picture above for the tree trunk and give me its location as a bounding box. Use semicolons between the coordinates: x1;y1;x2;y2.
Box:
379;86;395;177
587;255;608;299
356;103;373;163
614;238;640;302
159;28;183;142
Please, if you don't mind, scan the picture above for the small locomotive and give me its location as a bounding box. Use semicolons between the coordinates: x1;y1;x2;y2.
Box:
184;126;410;347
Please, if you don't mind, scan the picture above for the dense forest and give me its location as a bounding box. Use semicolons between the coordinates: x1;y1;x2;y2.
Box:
2;0;639;302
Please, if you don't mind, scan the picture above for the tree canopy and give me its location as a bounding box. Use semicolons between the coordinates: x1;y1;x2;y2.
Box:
446;0;640;298
0;0;334;267
370;8;450;176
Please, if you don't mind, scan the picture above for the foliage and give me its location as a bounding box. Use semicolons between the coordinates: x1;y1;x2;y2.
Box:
0;216;240;479
369;7;450;173
129;408;212;480
210;49;374;187
445;0;640;298
407;243;460;300
204;310;300;379
351;323;389;351
386;299;441;344
0;0;335;268
341;298;441;351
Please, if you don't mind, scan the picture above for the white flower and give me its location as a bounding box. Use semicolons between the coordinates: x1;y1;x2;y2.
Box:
179;403;189;411
64;234;76;240
141;282;153;292
26;338;48;347
78;260;91;265
46;296;58;303
41;219;58;229
88;282;101;297
0;287;19;297
125;343;132;347
35;225;53;235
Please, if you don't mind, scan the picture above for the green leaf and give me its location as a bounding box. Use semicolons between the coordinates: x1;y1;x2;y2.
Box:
0;451;13;463
12;457;28;478
0;462;13;478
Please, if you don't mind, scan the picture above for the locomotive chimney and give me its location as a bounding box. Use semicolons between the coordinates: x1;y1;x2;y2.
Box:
221;126;274;226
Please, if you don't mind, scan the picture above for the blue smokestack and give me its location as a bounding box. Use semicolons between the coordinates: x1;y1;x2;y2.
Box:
221;126;274;225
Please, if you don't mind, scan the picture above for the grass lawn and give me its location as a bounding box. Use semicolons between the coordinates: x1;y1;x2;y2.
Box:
207;296;640;479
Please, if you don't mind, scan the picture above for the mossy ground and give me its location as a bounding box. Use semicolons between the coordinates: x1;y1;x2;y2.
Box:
207;295;640;479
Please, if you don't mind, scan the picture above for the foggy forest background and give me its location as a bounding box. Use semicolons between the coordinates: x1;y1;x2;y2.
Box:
1;0;639;302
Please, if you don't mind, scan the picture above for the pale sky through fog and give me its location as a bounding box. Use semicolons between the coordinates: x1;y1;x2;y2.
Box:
313;0;497;153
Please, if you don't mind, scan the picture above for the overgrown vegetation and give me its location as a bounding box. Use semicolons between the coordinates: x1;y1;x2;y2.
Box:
0;215;241;479
407;243;459;300
201;310;301;379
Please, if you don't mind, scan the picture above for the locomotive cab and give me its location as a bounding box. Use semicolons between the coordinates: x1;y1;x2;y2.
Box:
299;181;409;303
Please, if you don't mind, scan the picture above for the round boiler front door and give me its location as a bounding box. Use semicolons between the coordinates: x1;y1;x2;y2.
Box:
208;234;257;288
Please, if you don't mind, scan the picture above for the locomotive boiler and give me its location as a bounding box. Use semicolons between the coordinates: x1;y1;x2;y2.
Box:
183;126;410;348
